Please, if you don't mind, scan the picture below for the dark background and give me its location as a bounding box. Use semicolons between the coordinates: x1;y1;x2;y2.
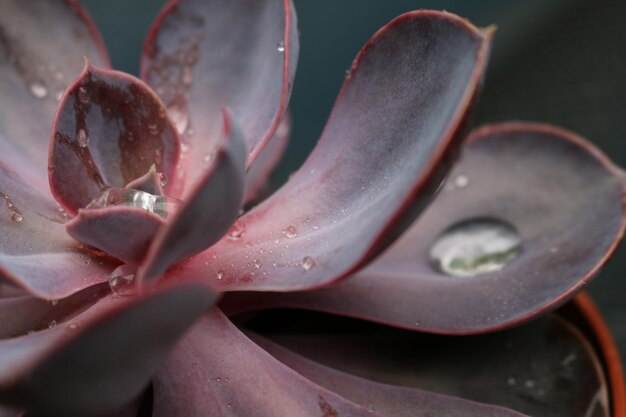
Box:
81;0;626;360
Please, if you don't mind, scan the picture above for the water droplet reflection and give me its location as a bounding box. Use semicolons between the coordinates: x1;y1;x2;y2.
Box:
108;265;137;296
429;218;522;277
86;188;181;219
276;41;285;52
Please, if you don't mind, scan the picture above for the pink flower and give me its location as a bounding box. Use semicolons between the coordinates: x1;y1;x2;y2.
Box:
0;1;623;416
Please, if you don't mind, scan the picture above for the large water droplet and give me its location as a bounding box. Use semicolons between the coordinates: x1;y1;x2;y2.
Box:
276;41;285;52
30;82;47;99
108;265;137;296
228;220;246;240
429;218;522;277
77;129;89;147
86;188;181;219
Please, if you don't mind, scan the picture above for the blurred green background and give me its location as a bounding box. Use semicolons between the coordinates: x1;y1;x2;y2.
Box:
81;0;626;360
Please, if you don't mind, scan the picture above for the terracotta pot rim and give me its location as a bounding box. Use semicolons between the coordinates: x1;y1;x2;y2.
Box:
573;292;625;417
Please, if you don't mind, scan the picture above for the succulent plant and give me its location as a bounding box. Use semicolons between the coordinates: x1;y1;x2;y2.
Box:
0;1;623;416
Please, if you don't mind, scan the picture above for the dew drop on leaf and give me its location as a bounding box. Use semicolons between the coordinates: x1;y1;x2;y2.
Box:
301;256;315;271
77;129;89;148
283;225;297;238
228;221;246;240
429;217;522;277
30;82;47;98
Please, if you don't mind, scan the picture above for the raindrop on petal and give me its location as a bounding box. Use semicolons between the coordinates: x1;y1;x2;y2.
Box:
276;41;285;52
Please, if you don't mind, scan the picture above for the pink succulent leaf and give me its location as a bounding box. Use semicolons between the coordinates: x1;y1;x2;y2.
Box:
0;0;109;195
244;113;291;205
0;281;216;416
251;311;609;417
49;62;180;214
0;161;117;300
251;334;528;417
65;205;165;265
138;109;247;283
172;11;493;292
0;284;107;339
228;123;626;333
141;0;298;195
125;165;165;196
153;309;389;417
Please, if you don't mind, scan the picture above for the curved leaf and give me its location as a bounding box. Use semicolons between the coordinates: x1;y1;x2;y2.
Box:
142;0;298;195
49;63;180;213
238;123;626;333
139;109;247;282
0;160;117;300
174;10;493;292
153;309;387;417
66;205;164;265
0;281;216;416
0;0;109;193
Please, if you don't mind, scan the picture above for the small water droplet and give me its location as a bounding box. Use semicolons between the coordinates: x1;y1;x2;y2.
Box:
227;403;232;409
429;218;522;277
203;153;214;164
1;192;24;223
50;299;59;306
77;129;89;147
78;86;90;104
216;270;224;280
148;123;159;136
276;41;285;52
48;320;57;329
301;256;315;271
30;82;47;98
253;259;262;269
283;225;297;238
454;174;469;188
108;265;137;296
181;143;190;153
228;221;245;240
67;322;78;330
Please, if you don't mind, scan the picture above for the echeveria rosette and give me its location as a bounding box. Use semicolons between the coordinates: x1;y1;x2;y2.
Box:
0;1;623;417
